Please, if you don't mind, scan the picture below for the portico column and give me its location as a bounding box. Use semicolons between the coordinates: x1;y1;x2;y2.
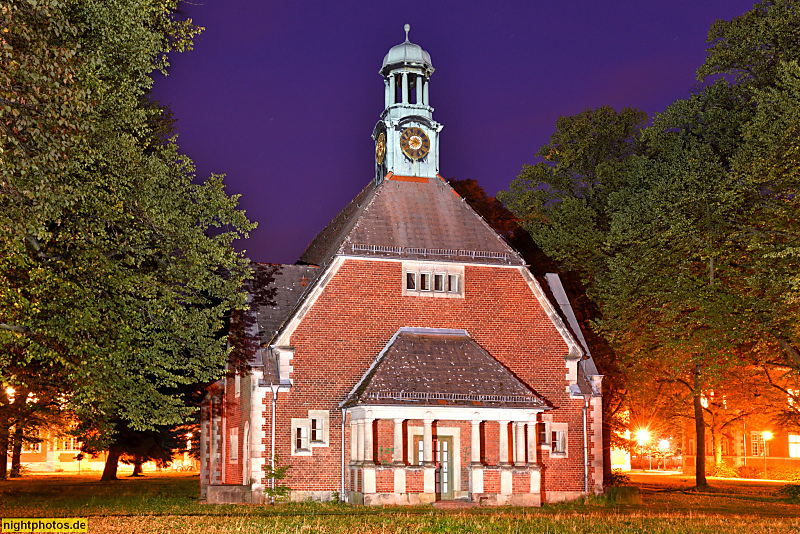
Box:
349;420;357;464
392;418;404;466
470;419;481;466
363;417;374;466
356;420;365;464
527;419;538;466
498;420;510;466
423;412;435;495
401;72;409;104
515;421;527;466
423;416;434;466
470;413;484;495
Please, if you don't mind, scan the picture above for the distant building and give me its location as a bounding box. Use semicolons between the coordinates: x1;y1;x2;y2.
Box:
199;26;603;505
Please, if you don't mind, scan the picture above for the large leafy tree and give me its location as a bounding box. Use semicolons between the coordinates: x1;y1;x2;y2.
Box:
0;0;253;447
500;0;800;488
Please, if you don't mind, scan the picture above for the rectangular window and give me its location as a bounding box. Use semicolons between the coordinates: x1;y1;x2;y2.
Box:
406;272;417;290
311;418;324;443
448;274;459;293
751;433;761;456
538;422;548;446
420;272;432;291
552;430;566;454
229;428;239;461
295;427;309;452
790;435;800;458
234;373;241;397
434;273;445;292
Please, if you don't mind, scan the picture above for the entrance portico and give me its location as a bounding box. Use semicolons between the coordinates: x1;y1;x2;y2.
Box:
341;328;550;506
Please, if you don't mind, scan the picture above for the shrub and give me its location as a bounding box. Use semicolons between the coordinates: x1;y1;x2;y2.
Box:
710;461;738;478
778;484;800;503
607;469;631;486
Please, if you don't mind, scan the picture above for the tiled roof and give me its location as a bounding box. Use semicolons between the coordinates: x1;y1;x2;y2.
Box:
342;328;549;408
299;175;523;267
249;263;321;346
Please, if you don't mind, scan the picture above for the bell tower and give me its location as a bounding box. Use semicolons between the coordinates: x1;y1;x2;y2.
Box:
373;25;443;184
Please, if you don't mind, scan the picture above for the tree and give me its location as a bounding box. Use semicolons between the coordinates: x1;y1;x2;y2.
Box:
0;0;254;449
498;107;647;483
499;1;800;489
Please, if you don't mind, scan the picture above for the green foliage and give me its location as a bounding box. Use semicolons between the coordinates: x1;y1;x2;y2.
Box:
607;469;632;486
263;457;291;503
710;462;739;478
778;484;800;502
0;0;254;436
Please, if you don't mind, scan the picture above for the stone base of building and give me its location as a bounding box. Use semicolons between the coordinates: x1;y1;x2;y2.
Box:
289;490;339;503
543;490;584;503
205;484;252;504
472;493;541;506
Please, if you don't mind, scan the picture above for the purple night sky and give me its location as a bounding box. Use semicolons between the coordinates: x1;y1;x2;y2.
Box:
151;1;755;264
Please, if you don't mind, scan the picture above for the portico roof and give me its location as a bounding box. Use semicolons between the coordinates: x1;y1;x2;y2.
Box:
341;328;549;409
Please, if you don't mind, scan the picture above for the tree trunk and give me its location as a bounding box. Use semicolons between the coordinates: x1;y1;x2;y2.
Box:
0;424;8;480
693;364;709;488
713;424;723;468
10;425;23;477
602;411;613;484
101;447;121;481
130;455;144;477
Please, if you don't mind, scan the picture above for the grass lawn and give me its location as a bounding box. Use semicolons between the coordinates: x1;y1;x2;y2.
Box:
1;471;799;533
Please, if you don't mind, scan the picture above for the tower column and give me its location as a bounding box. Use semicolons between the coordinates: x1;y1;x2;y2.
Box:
415;74;423;105
401;72;409;104
423;78;429;106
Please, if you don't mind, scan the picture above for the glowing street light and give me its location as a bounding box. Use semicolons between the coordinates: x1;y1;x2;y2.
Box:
635;429;651;471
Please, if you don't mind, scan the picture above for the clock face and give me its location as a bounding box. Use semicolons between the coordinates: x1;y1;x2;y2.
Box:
400;127;430;160
375;132;386;165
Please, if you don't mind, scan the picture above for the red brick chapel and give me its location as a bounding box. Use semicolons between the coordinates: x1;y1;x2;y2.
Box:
199;26;604;506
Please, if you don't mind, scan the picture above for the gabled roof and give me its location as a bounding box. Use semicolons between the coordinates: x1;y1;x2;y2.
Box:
341;328;549;409
247;263;321;347
299;175;524;267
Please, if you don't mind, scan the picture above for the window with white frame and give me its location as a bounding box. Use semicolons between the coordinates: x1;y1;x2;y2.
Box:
550;422;568;456
751;433;762;456
403;262;464;298
234;373;241;397
311;416;325;444
229;428;239;461
292;410;329;456
295;426;309;452
790;434;800;458
420;272;432;291
406;272;417;290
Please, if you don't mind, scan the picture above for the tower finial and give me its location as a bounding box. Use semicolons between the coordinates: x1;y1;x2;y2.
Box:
404;24;410;42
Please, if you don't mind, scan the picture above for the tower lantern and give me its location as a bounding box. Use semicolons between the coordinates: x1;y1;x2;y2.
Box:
373;25;442;184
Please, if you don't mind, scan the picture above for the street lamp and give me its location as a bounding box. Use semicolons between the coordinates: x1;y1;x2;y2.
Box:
763;431;773;479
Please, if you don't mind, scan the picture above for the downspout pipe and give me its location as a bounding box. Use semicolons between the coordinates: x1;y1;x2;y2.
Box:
340;408;347;503
270;384;279;503
583;394;590;497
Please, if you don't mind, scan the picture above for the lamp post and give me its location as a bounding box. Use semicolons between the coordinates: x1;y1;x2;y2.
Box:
636;429;651;471
763;431;773;479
